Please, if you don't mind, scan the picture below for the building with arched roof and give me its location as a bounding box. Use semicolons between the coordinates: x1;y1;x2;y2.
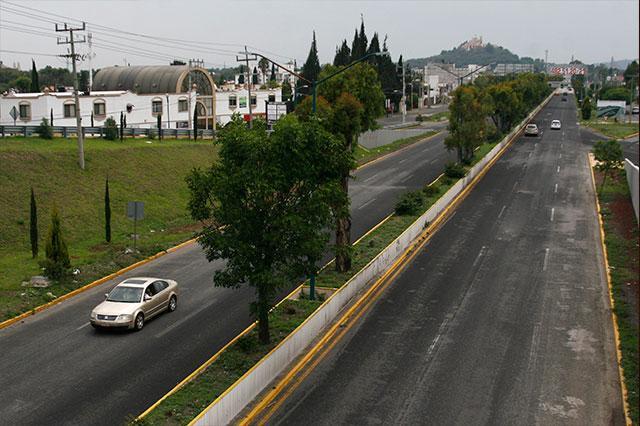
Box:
93;65;216;129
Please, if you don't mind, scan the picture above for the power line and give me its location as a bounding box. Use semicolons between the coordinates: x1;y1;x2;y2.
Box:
0;49;60;57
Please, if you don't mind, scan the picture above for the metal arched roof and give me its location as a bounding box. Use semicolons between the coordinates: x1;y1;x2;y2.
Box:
93;65;212;94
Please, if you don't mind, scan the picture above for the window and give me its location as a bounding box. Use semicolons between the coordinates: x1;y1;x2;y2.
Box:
18;102;31;120
178;98;188;112
250;95;257;106
268;94;276;103
93;100;106;117
152;281;169;293
152;99;163;115
63;102;76;118
229;95;237;108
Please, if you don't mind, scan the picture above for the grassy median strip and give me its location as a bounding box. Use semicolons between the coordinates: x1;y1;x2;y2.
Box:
354;130;438;166
582;121;639;139
595;168;639;424
135;299;321;426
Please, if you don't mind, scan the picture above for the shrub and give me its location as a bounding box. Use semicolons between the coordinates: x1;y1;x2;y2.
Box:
395;190;424;216
40;206;70;279
415;114;424;122
104;116;118;140
444;161;466;179
423;184;439;197
36;118;53;139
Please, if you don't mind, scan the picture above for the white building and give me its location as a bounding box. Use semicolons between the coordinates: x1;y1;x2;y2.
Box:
215;88;282;125
493;63;535;76
1;88;196;129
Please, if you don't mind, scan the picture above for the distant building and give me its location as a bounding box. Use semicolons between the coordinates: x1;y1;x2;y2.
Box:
215;87;282;125
492;63;534;76
458;36;484;51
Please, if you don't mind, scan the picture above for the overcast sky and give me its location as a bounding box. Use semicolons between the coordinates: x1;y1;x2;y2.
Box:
0;0;638;71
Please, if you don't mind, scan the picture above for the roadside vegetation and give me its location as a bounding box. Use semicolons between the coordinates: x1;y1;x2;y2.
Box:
353;130;438;166
582;121;638;140
594;167;639;424
0;136;217;321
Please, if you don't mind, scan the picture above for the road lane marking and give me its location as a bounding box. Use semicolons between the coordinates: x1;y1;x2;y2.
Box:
557;166;560;173
401;174;413;183
498;205;507;219
543;248;550;271
364;174;377;183
398;158;408;164
559;153;562;159
155;297;219;338
550;207;555;222
554;183;558;193
472;246;488;267
560;143;563;148
429;158;439;165
357;198;377;210
512;181;519;192
75;322;90;331
528;152;532;158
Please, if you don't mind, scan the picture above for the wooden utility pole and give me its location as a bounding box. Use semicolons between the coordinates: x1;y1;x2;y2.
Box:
56;22;86;170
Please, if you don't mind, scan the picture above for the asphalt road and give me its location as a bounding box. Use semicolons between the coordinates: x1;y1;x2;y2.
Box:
265;96;624;425
579;123;639;164
0;130;455;424
377;104;448;128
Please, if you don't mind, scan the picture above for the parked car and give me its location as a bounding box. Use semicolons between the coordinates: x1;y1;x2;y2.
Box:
633;106;639;115
524;123;539;136
550;120;562;130
90;277;178;331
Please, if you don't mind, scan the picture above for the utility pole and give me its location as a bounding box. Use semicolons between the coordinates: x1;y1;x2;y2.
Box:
237;46;257;128
400;62;406;123
57;22;86;170
87;32;94;93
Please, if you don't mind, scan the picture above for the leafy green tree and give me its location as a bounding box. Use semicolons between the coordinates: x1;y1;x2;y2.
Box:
623;60;638;103
30;59;39;92
445;85;488;163
593;140;623;194
105;178;111;242
600;87;631;103
485;83;522;134
36;118;53;139
41;205;71;279
295;95;332;123
30;188;38;258
258;57;270;84
582;97;592;120
104;117;118;140
14;75;31;92
186;116;350;344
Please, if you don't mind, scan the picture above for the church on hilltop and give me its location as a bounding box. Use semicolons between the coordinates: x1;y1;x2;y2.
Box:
459;36;484;51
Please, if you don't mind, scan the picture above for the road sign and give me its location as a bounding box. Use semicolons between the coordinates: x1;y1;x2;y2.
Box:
9;106;18;125
127;201;144;220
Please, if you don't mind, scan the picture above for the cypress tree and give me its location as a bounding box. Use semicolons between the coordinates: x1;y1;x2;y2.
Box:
301;31;321;84
193;106;199;141
252;67;259;85
50;108;54;126
30;187;38;258
270;63;276;81
105;178;111;242
357;19;368;58
333;40;351;66
43;205;70;279
30;59;39;93
350;29;359;62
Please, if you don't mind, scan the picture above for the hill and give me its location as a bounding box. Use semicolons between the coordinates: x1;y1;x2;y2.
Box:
406;40;543;69
0;137;217;319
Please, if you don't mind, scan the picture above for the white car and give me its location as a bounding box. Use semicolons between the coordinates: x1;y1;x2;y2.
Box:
90;277;178;331
550;120;562;130
524;123;539;136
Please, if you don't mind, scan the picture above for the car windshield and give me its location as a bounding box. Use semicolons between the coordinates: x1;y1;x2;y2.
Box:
107;286;143;303
527;124;536;128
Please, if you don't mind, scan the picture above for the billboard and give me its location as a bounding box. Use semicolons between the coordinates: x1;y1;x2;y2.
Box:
549;66;586;75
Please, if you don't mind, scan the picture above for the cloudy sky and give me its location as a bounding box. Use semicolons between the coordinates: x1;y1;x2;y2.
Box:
0;0;638;71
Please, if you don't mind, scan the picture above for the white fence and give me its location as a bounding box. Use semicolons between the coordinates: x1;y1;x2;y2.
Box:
624;158;639;223
191;93;554;426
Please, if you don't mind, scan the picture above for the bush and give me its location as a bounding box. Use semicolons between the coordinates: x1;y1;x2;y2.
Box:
423;184;439;197
36;118;53;139
444;161;466;179
415;114;424;122
104;116;118;140
395;190;424;216
581;98;592;120
40;206;70;280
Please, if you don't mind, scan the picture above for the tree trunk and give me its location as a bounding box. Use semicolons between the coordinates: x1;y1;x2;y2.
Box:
335;135;353;273
257;286;270;344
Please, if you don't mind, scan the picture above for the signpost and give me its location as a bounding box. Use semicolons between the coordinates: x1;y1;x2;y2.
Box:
9;106;18;125
127;201;144;251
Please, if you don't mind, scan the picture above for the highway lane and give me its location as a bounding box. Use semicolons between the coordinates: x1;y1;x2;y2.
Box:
579;124;639;164
265;96;624;425
0;131;455;425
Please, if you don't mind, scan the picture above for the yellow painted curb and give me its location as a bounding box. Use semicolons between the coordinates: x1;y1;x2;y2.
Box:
0;237;197;331
356;131;442;170
587;153;632;426
238;98;541;425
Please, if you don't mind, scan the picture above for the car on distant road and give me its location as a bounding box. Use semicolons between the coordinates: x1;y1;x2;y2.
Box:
633;106;639;115
550;120;562;130
90;277;178;331
524;123;539;136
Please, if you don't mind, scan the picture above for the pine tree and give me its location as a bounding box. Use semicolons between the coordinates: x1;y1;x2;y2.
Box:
105;178;111;242
30;59;39;93
43;205;70;279
301;31;321;83
252;67;259;85
270;63;276;81
350;29;360;62
333;40;351;66
357;19;368;58
367;32;380;56
30;188;38;258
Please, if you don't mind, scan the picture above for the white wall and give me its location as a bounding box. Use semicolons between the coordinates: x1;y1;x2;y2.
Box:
1;90;196;128
215;89;282;125
624;158;639;223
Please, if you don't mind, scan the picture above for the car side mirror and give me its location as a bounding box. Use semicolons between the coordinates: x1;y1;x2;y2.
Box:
105;293;109;299
144;294;152;301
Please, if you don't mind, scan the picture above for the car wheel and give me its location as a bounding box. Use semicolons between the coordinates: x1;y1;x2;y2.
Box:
168;295;177;312
134;313;144;331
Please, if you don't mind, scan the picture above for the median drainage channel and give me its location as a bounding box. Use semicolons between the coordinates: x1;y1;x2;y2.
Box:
134;94;553;426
